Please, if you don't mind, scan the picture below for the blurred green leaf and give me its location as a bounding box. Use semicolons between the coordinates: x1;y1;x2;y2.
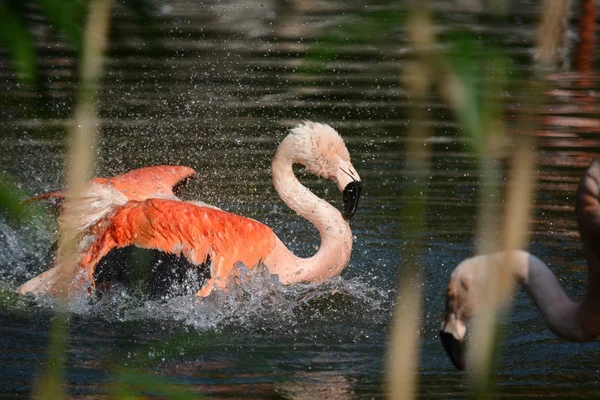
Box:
440;32;514;155
443;33;484;152
35;313;69;400
304;10;405;73
38;0;85;49
110;369;198;400
119;0;164;53
0;5;38;85
0;287;24;309
0;172;32;221
117;331;220;369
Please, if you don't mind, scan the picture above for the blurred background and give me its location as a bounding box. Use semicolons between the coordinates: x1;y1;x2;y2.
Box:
1;0;599;398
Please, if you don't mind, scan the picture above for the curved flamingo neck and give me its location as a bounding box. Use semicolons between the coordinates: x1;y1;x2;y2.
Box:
506;251;600;342
264;137;353;284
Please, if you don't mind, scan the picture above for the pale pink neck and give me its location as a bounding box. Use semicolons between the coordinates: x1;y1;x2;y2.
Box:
508;250;600;341
264;140;353;284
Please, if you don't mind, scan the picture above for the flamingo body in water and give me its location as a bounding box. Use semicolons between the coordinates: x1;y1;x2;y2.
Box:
19;122;362;298
440;157;600;370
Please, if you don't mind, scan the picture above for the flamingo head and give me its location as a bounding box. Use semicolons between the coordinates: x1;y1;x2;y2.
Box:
440;255;489;371
287;121;362;220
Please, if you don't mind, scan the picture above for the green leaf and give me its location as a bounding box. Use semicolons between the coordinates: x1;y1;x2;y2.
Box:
38;0;85;49
304;10;405;73
0;5;38;85
440;32;514;155
35;314;69;400
110;369;198;400
443;33;484;152
120;0;164;51
0;172;31;221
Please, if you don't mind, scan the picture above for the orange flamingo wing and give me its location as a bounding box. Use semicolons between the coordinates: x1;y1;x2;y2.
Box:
97;165;196;201
24;165;196;205
75;198;276;296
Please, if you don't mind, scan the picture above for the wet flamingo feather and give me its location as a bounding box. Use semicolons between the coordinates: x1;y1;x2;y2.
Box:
76;199;275;295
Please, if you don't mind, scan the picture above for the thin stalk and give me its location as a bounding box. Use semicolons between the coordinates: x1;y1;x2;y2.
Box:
55;0;113;298
465;60;506;393
465;0;561;390
33;314;69;399
386;4;433;399
534;0;572;66
34;0;113;398
467;86;541;397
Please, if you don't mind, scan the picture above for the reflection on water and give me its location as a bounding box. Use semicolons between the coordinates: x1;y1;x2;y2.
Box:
1;0;600;397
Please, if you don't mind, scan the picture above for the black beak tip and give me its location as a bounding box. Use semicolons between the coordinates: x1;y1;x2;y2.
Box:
343;181;362;220
439;331;466;371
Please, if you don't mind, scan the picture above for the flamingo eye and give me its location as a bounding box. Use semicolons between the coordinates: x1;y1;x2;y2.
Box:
330;146;337;155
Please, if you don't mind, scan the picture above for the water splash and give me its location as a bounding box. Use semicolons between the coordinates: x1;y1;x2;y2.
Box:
0;215;53;286
88;263;389;331
8;256;388;333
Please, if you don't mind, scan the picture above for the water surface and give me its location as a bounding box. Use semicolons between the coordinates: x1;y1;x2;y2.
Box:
1;0;600;398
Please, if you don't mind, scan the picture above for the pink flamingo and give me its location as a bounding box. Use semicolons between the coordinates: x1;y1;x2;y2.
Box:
19;122;362;298
440;157;600;370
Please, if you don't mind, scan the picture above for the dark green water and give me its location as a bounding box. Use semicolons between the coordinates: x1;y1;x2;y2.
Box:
1;0;600;398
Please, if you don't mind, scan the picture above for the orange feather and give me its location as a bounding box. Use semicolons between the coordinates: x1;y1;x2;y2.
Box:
75;199;276;296
95;165;196;200
24;165;196;205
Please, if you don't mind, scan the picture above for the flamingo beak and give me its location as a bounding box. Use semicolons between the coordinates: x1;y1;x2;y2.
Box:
337;161;361;221
440;311;467;370
343;180;362;220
